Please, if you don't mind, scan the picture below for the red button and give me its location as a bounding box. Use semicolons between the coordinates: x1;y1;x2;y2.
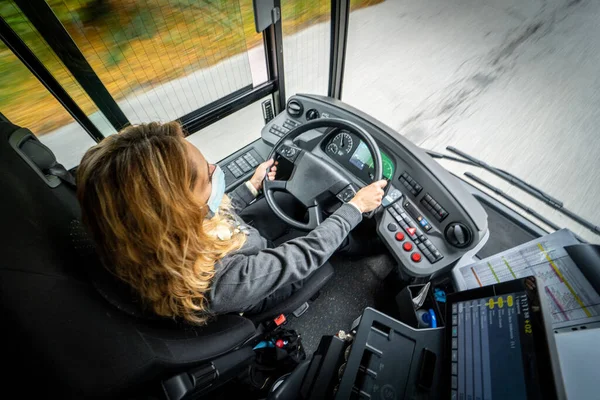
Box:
411;253;422;263
403;242;413;252
274;314;286;326
406;227;417;236
395;232;405;241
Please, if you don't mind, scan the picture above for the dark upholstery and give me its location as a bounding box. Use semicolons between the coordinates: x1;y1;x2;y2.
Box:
249;262;334;323
0;122;256;398
69;219;162;321
0;122;333;397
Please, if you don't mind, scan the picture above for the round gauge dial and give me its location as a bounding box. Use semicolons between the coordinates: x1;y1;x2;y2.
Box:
327;143;339;154
382;159;394;180
368;159;394;181
330;132;354;155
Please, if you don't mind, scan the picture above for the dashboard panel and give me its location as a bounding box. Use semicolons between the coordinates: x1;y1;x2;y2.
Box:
322;131;395;182
260;94;489;278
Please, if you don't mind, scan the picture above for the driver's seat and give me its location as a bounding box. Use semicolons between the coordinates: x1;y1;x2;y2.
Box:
0;122;332;398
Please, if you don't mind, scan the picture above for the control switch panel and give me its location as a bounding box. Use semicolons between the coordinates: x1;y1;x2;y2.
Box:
226;149;263;179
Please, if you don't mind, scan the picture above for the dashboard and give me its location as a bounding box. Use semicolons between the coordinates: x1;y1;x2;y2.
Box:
323;131;395;182
260;94;489;278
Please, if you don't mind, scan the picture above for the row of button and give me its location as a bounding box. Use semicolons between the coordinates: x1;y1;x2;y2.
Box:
269;125;287;137
399;172;422;196
388;229;422;262
416;237;443;263
388;203;443;263
268;119;300;137
243;152;259;167
420;193;449;221
389;202;422;241
403;201;432;232
283;119;300;129
227;152;261;178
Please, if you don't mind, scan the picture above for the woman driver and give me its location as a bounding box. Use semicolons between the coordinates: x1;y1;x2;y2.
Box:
77;122;387;324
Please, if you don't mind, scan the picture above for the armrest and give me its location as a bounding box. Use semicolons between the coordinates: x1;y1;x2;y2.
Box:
162;346;255;400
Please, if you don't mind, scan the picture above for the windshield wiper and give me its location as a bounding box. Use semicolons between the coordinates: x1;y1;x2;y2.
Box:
425;149;475;166
446;147;563;207
427;147;600;237
464;173;590;242
464;172;561;231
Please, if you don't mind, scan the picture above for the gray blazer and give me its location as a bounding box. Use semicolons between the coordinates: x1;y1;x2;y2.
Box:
208;184;362;314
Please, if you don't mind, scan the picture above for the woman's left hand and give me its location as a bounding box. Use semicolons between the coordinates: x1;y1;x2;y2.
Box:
249;159;277;191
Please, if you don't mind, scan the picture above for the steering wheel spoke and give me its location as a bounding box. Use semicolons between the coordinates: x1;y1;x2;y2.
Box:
263;179;287;191
307;203;323;230
275;141;303;164
335;184;358;203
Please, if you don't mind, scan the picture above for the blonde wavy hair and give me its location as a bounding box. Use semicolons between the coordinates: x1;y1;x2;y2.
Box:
77;122;246;325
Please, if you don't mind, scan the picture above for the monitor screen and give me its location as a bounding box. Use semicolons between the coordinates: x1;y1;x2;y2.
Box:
348;140;394;180
452;292;535;400
446;278;563;400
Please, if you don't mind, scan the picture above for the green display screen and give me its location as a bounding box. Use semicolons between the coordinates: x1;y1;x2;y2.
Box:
349;141;395;180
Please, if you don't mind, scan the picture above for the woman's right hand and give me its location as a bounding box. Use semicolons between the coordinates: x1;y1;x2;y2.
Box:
349;180;388;213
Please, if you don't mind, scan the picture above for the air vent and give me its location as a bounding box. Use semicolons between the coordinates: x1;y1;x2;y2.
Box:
286;99;304;117
445;222;472;248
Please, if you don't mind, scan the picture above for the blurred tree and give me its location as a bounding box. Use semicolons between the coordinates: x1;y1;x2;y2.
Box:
0;0;381;134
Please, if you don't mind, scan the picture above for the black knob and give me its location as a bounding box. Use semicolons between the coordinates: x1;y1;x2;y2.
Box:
445;222;472;248
282;146;296;157
306;109;320;120
287;99;303;117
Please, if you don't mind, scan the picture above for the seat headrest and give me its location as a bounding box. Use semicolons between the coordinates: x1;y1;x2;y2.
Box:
6;126;76;188
20;136;56;170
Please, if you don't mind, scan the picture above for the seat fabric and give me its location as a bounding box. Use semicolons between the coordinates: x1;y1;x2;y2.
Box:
0;122;255;397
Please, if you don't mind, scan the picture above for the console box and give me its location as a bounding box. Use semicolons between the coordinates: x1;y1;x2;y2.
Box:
335;308;444;400
395;284;445;329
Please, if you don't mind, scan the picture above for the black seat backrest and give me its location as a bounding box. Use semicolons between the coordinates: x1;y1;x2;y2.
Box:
0;122;255;398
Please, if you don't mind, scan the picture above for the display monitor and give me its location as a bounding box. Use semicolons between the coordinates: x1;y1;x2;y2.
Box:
348;140;394;180
445;277;565;400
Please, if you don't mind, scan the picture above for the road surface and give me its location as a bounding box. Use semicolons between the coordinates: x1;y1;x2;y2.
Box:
340;0;600;243
39;0;600;243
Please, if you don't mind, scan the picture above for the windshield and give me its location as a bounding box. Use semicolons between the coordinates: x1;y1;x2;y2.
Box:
2;0;598;243
340;0;600;244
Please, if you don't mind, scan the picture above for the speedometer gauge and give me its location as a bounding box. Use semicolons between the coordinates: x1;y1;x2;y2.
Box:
331;132;353;155
382;158;394;180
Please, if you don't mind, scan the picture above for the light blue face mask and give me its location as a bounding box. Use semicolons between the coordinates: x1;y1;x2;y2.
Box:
206;164;225;218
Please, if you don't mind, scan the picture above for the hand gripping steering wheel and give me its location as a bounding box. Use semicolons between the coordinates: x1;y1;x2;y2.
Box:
263;118;384;231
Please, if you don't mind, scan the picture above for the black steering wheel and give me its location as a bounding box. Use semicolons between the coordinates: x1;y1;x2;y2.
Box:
263;118;384;231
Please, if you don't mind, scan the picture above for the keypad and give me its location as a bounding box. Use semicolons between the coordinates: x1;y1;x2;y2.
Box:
399;172;423;196
226;151;262;179
420;193;449;221
269;119;300;137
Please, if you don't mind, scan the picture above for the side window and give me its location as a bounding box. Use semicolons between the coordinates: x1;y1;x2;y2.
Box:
0;40;96;169
186;96;271;163
1;0;270;168
43;0;266;124
0;1;116;136
281;0;332;97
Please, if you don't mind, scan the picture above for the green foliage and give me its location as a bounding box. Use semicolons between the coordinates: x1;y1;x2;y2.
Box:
0;0;381;134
